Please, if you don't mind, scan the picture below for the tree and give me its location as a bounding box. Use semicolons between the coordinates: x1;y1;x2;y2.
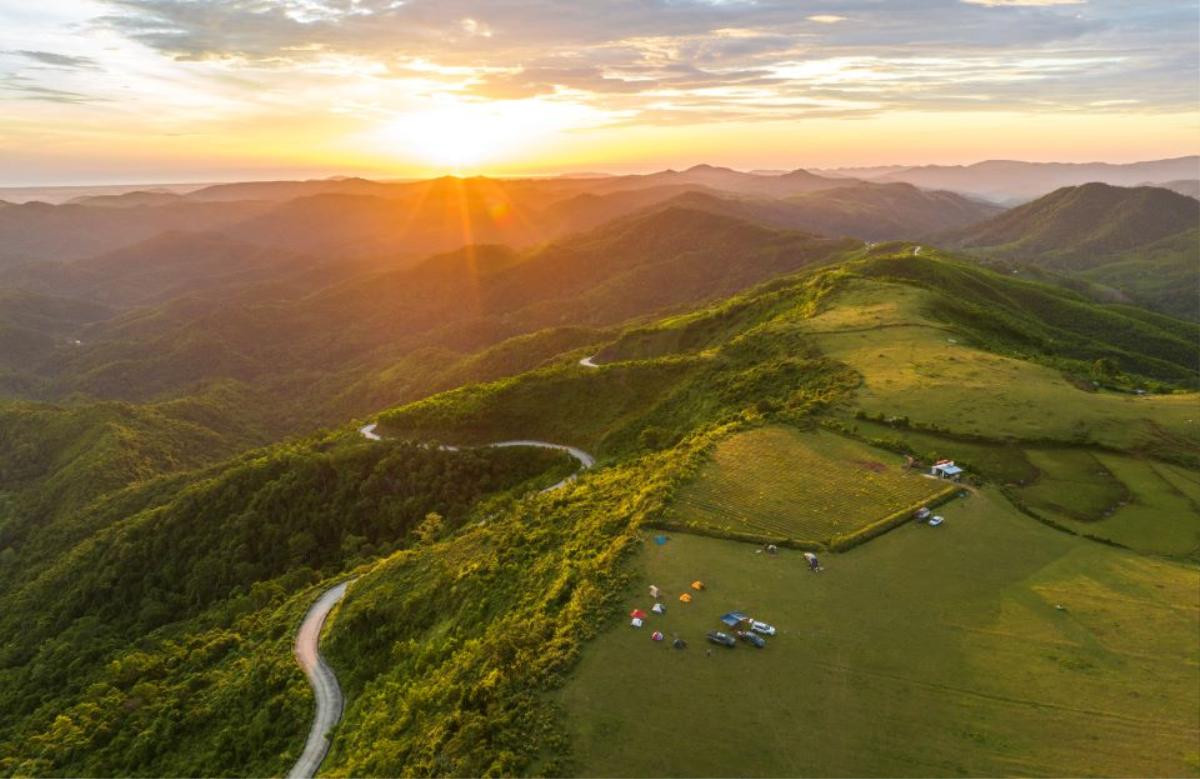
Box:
412;512;444;545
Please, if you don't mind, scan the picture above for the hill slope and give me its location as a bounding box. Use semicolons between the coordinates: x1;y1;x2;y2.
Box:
28;208;854;412
938;183;1200;318
940;183;1198;265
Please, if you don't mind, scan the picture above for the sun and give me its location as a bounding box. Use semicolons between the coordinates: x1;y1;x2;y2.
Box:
383;104;498;169
374;98;604;172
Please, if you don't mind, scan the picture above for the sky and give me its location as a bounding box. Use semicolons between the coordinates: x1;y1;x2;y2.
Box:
0;0;1197;185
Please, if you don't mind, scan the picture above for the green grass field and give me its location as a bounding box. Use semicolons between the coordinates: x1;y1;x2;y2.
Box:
560;488;1200;777
803;279;1200;455
669;427;952;544
1019;453;1200;557
1019;449;1129;521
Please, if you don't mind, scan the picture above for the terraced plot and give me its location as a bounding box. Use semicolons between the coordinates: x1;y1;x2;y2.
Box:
670;426;953;544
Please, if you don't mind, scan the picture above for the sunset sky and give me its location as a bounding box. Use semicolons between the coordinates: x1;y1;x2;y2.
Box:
1;0;1197;185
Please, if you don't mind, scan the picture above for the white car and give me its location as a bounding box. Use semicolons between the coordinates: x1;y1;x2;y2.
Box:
928;515;945;527
749;620;776;636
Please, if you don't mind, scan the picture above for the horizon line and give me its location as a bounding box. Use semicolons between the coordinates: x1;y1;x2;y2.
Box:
2;153;1198;192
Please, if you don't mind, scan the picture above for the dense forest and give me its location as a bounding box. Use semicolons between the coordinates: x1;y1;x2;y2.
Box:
0;437;571;776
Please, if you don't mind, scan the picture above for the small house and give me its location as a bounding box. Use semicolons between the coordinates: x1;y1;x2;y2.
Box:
931;460;964;480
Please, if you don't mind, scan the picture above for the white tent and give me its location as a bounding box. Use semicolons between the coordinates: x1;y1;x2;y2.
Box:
630;617;644;628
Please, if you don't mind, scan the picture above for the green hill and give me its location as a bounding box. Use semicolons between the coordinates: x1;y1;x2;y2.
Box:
0;431;571;777
22;208;855;425
940;183;1198;266
1077;227;1200;320
0;239;1197;778
937;183;1199;318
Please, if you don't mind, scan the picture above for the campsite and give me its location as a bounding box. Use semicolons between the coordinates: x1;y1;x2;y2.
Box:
561;488;1199;777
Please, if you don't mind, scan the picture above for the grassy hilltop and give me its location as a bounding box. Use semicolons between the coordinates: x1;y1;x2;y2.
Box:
343;248;1198;776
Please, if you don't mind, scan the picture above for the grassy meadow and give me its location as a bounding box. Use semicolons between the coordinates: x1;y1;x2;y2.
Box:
803;278;1200;456
560;489;1200;777
1015;452;1200;557
669;426;952;544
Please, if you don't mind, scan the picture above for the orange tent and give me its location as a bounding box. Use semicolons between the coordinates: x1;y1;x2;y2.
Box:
691;580;705;590
679;593;692;603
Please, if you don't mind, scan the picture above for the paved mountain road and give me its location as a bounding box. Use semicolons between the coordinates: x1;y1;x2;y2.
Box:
289;425;595;777
288;580;353;779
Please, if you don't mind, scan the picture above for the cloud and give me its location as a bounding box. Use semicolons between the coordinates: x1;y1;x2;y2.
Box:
12;50;99;69
1;75;103;103
9;0;1194;128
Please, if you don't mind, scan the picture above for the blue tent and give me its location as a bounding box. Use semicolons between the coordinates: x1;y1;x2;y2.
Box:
720;611;748;628
653;535;669;545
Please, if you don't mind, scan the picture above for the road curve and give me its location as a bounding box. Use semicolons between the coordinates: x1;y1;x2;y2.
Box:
578;354;600;368
291;431;594;774
487;439;595;490
288;580;352;779
356;424;595;490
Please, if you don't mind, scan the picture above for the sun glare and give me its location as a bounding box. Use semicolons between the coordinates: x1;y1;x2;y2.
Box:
373;98;605;171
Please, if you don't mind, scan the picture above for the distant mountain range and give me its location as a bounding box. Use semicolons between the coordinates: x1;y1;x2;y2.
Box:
861;156;1199;203
940;182;1199;318
0;166;988;267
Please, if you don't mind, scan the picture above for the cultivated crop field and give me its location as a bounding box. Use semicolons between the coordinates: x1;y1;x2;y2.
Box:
670;426;952;543
561;489;1200;777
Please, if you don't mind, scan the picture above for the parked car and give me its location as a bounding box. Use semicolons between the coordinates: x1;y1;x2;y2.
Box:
749;619;776;636
929;515;945;527
736;630;766;648
706;630;737;648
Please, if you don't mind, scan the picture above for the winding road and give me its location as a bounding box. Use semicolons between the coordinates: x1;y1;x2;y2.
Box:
289;424;596;777
288;580;352;779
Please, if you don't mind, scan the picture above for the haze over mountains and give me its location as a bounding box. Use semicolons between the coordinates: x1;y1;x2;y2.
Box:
819;155;1200;203
6;155;1197;206
2;160;1197;422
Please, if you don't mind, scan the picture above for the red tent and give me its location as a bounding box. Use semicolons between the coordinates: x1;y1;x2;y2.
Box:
629;608;648;619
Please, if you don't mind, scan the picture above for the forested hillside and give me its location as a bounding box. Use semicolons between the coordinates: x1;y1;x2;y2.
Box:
0;435;570;776
1;208;857;432
939;183;1200;318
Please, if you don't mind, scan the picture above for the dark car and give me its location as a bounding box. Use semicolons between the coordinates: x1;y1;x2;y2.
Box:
736;630;766;648
706;630;737;648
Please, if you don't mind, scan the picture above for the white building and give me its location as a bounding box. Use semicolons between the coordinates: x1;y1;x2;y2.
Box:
931;460;964;480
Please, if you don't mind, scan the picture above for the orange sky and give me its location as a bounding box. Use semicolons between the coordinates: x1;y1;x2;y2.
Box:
1;1;1196;185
